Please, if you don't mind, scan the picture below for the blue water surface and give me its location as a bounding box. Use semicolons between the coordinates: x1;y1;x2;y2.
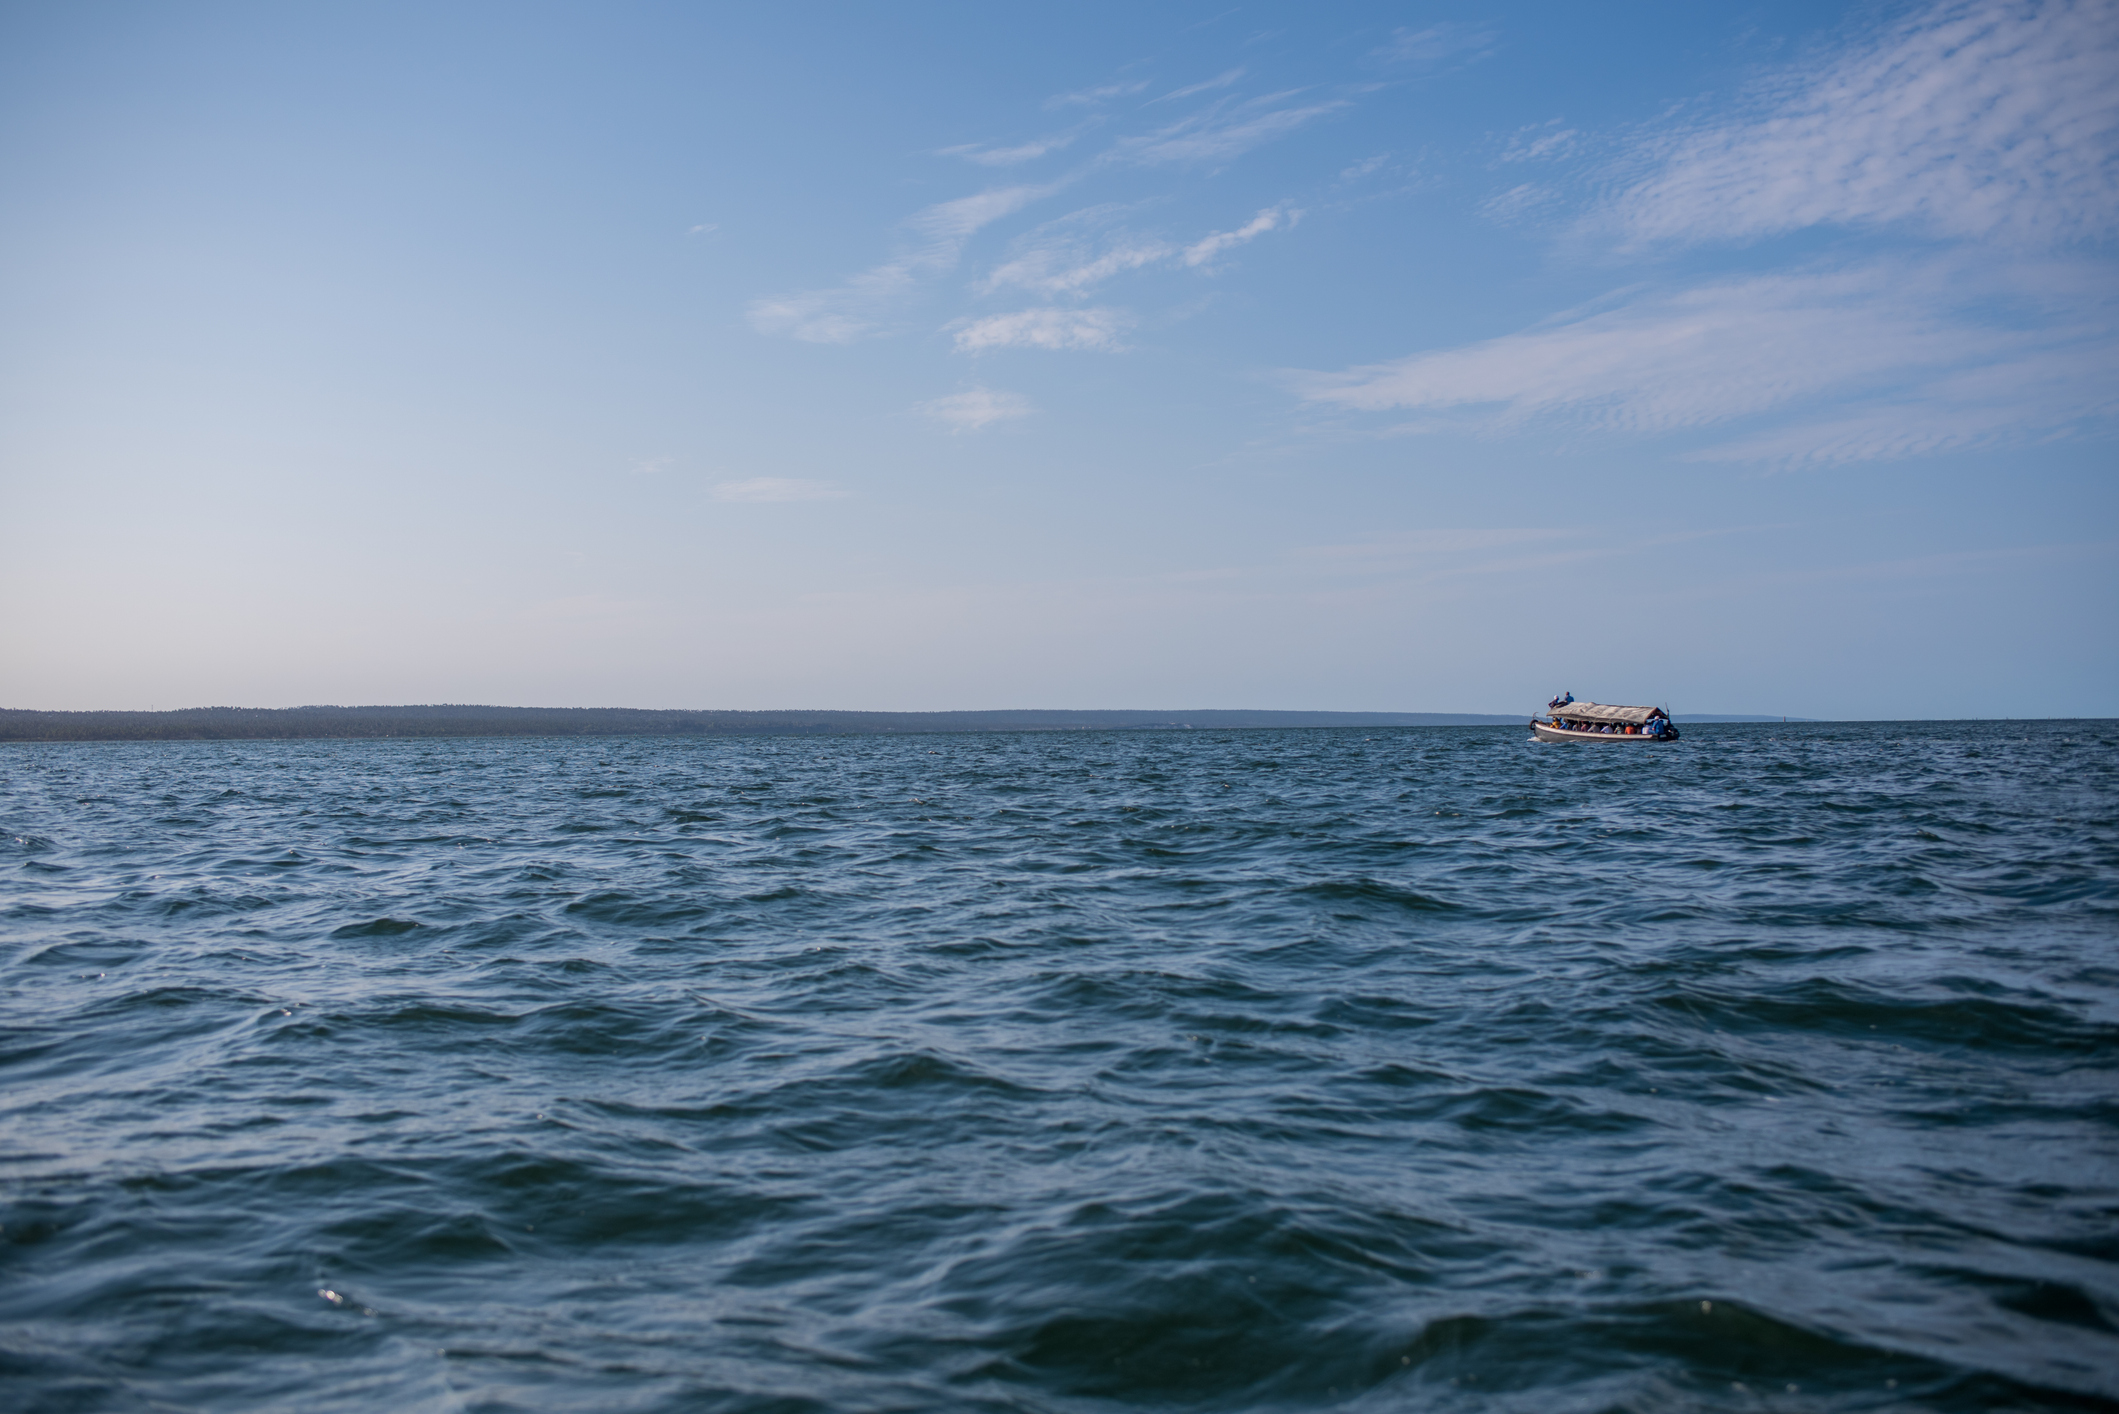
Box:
2;721;2115;1412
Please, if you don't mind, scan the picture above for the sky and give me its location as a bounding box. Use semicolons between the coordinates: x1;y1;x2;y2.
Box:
1;0;2113;719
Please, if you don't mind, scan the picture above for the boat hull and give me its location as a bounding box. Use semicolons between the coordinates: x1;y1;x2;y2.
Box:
1530;720;1678;743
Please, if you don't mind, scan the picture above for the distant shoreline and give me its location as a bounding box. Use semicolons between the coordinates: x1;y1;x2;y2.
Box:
0;704;1838;743
0;705;1517;743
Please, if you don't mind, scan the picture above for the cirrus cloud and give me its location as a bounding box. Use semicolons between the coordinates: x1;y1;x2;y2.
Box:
1296;260;2118;465
1602;0;2119;247
1046;78;1149;109
1111;92;1347;166
984;203;1302;296
749;184;1062;343
1182;202;1301;266
939;133;1079;166
951;306;1132;353
917;387;1034;430
1316;0;2119;467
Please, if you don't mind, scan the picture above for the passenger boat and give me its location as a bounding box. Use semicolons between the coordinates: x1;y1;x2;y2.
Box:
1530;699;1678;743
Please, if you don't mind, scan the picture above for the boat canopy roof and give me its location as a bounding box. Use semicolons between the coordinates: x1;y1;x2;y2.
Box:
1555;701;1662;725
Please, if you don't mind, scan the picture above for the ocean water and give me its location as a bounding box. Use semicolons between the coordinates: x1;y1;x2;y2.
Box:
2;721;2115;1413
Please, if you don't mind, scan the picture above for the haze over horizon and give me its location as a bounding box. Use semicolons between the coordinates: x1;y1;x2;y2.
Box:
3;1;2113;721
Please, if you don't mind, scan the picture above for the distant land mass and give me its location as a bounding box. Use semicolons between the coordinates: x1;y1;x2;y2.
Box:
0;705;1524;742
1682;714;1820;723
0;705;1828;742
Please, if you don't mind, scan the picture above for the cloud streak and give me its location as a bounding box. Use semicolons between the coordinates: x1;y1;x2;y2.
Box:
1369;24;1496;70
952;307;1132;353
1316;0;2119;466
753;57;1341;350
917;387;1034;430
984;203;1301;297
939;134;1078;166
1112;92;1346;165
1603;0;2119;247
1046;79;1149;109
749;184;1060;343
1183;203;1300;265
1502;122;1577;163
1297;262;2118;464
1155;68;1247;103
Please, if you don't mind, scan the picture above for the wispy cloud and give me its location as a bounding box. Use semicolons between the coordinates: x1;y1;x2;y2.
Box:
1155;68;1246;103
952;307;1132;353
1501;121;1577;163
939;133;1078;166
985;232;1172;296
906;184;1062;248
1113;92;1347;165
1296;261;2118;464
1479;183;1557;223
1302;268;1955;426
1683;345;2119;466
749;183;1060;343
917;387;1034;430
1602;0;2119;247
1046;79;1149;109
748;265;913;344
1370;24;1496;69
1182;203;1301;265
753;51;1350;351
1312;0;2119;467
710;478;847;503
982;203;1301;296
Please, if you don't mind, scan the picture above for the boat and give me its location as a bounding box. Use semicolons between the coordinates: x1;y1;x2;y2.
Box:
1530;698;1678;743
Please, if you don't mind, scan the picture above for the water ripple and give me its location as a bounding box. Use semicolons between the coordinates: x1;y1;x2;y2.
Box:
2;721;2115;1411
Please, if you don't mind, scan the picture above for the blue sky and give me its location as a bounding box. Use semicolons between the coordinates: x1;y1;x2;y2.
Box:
2;0;2113;718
